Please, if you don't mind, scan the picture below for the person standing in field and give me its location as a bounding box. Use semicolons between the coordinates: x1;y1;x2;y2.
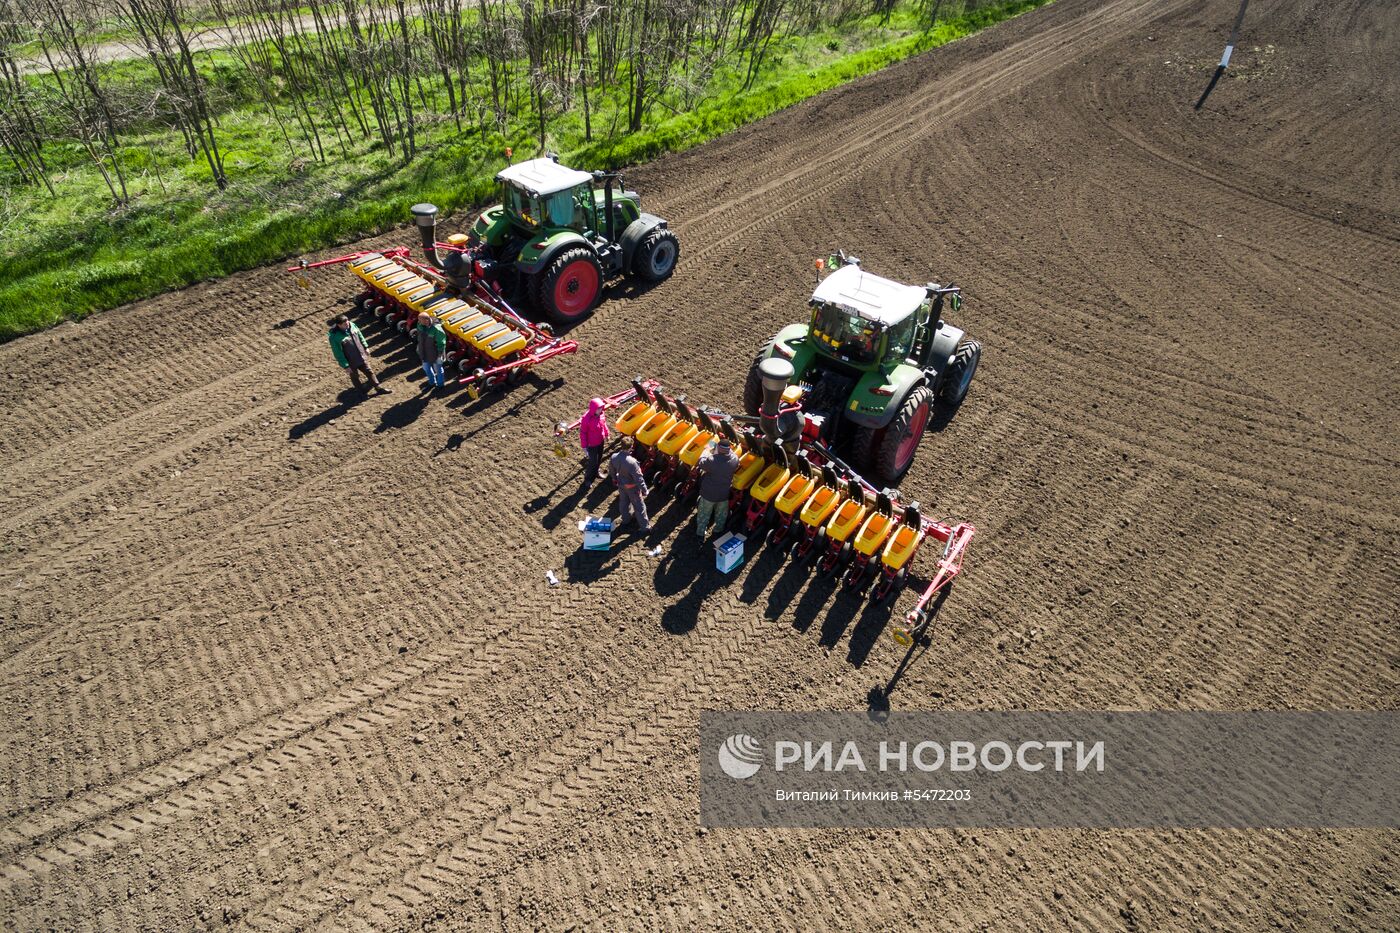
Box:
329;315;389;397
694;437;740;544
414;312;447;392
609;448;651;533
578;397;610;491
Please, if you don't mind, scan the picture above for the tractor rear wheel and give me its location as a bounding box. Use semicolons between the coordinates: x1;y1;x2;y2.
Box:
859;385;934;485
632;229;680;282
742;350;766;417
536;247;603;325
940;338;981;407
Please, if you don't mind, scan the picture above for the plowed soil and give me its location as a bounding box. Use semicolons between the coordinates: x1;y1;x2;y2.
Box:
2;0;1396;929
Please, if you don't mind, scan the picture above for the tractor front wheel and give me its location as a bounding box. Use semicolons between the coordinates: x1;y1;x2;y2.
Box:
631;229;680;282
857;385;934;485
940;338;981;407
536;248;603;325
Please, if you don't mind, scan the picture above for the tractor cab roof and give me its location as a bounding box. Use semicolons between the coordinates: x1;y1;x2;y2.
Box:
496;158;593;197
810;263;926;327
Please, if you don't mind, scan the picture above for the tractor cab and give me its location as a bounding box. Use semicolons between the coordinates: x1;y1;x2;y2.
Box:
493;157;642;243
807;263;929;370
495;158;596;233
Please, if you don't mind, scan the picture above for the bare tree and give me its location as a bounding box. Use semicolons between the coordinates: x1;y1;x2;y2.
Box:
0;0;55;194
124;0;228;187
30;0;131;203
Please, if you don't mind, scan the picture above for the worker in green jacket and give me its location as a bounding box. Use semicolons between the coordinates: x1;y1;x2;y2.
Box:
415;311;448;392
329;315;389;396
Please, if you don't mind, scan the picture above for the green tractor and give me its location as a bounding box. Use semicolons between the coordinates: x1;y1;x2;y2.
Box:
743;253;981;485
455;155;679;325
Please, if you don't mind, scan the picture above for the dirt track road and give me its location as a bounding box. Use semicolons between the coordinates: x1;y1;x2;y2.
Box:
2;0;1397;929
17;9;383;75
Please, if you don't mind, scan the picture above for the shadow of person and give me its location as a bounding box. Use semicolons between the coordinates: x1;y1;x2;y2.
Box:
536;484;586;531
374;393;430;433
562;547;618;584
288;387;362;440
659;567;724;636
654;538;707;599
434;432;464;457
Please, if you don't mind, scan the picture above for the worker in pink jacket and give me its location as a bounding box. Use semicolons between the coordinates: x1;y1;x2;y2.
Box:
578;397;610;490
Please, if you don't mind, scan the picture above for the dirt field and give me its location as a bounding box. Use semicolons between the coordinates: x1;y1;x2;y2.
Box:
2;0;1396;929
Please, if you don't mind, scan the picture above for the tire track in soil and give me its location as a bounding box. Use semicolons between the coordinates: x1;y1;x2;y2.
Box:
673;0;1185;273
0;426;571;821
3;0;1397;928
286;583;789;932
5;405;856;923
5;0;1181;661
0;272;321;468
0;321;361;531
286;389;1040;930
0;342;447;670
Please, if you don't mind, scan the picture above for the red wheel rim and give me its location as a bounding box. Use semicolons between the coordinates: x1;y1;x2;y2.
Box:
894;401;929;472
552;260;600;318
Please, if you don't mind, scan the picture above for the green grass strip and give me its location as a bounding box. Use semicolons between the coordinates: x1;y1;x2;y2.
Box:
0;0;1050;342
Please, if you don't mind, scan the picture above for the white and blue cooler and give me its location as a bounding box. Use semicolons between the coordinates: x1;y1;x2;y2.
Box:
714;532;746;573
580;517;613;551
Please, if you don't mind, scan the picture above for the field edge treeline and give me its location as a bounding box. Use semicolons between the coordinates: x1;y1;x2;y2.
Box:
0;0;1051;342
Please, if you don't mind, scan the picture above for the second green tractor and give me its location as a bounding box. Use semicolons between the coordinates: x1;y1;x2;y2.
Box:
456;155;680;325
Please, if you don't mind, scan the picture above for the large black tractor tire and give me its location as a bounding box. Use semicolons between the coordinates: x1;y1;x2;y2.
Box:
848;427;876;476
855;385;935;486
939;338;981;407
742;349;767;417
631;229;680;282
525;271;546;315
536;247;604;325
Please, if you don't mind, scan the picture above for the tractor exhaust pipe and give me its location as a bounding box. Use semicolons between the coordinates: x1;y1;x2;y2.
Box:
411;202;441;268
605;183;615;243
759;357;794;443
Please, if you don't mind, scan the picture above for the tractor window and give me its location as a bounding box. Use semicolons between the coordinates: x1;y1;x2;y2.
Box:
812;302;881;365
571;184;595;230
887;317;915;363
544;191;574;227
502;183;543;227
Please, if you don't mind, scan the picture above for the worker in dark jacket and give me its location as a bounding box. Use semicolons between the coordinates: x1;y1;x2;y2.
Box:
609;448;651;533
329;315;389;396
694;437;740;542
414;312;448;391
